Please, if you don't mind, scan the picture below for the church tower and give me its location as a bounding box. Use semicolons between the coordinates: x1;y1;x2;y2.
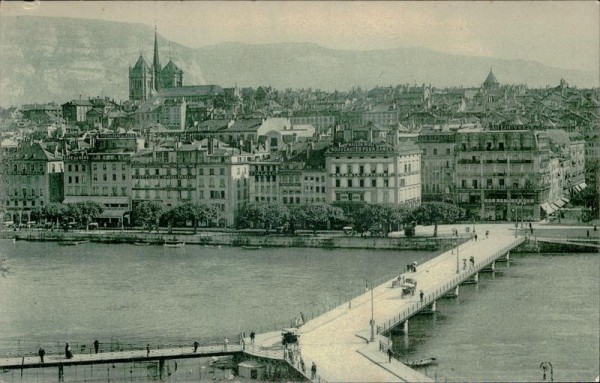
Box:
153;25;162;92
161;60;183;88
129;55;153;101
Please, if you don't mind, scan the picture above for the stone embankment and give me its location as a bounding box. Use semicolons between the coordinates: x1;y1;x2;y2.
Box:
2;229;458;251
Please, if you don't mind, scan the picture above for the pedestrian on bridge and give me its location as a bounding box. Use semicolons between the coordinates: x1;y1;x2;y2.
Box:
387;348;394;363
311;362;317;379
250;331;255;344
38;347;45;363
419;290;424;303
463;258;467;270
193;341;199;353
146;343;150;357
485;230;489;239
93;339;99;354
65;343;73;359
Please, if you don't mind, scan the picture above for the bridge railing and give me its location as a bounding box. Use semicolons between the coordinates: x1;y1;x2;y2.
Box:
377;237;525;334
283;345;328;383
0;334;243;359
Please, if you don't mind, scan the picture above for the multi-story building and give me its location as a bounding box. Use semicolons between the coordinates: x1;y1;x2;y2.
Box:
249;161;280;203
62;99;93;126
0;143;64;224
454;129;553;221
131;139;255;226
417;126;456;202
63;132;142;226
325;141;421;207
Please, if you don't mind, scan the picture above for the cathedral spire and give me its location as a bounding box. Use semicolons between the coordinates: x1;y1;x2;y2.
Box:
153;25;161;92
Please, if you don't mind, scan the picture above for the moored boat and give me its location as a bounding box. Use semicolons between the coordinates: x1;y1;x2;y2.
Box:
241;245;262;250
405;357;437;367
163;242;185;248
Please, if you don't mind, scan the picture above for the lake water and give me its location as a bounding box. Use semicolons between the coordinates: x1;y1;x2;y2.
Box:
0;242;598;382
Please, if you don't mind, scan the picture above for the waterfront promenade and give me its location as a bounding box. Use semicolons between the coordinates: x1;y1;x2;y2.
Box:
296;227;523;382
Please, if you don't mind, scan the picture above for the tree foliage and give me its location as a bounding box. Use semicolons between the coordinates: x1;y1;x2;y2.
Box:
163;202;223;232
411;202;464;237
235;202;289;231
353;204;411;235
133;201;164;231
292;203;345;233
65;201;104;229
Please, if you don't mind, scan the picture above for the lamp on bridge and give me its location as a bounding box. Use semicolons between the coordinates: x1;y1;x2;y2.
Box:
454;229;459;274
369;281;375;342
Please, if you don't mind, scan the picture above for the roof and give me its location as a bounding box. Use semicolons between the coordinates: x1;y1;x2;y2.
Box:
157;85;223;98
228;118;263;132
63;99;93;107
483;69;499;87
132;55;150;70
162;60;182;73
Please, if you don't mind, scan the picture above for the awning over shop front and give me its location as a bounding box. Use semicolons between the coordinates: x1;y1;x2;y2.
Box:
560;197;570;204
96;209;129;219
553;198;566;208
540;202;556;215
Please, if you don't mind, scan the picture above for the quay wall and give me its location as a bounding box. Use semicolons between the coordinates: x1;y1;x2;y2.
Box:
3;230;456;251
514;236;599;253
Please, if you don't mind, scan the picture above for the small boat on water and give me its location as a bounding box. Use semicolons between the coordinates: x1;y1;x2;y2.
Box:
405;357;437;367
0;238;16;243
59;241;87;246
163;242;185;248
204;245;222;248
241;245;262;250
134;242;150;246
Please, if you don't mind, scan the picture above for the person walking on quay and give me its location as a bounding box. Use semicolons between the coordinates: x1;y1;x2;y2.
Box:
146;343;150;357
485;230;489;239
469;256;475;269
223;337;229;351
65;343;73;359
193;341;199;353
311;362;317;379
250;330;255;345
462;258;467;270
419;290;424;303
474;233;478;241
387;348;393;363
93;339;99;354
38;347;45;363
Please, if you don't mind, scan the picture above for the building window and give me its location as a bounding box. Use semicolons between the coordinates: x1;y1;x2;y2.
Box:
347;179;352;188
371;179;377;187
335;179;340;187
113;174;117;181
433;148;438;155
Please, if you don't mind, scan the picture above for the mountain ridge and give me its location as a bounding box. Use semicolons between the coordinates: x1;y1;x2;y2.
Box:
0;16;597;107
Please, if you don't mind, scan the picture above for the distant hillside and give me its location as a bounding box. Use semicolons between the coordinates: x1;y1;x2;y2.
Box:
0;16;597;107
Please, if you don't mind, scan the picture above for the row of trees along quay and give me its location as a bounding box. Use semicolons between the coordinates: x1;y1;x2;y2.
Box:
22;200;465;237
234;201;464;237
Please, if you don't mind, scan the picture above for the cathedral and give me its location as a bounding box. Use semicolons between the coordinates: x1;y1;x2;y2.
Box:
128;27;183;102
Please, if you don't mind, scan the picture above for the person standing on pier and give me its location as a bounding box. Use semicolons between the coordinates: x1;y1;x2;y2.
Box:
93;339;99;354
38;347;45;363
146;343;150;357
65;343;73;359
250;330;255;344
193;341;199;353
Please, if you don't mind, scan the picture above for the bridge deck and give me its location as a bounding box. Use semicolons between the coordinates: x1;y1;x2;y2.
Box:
0;344;242;370
298;231;523;382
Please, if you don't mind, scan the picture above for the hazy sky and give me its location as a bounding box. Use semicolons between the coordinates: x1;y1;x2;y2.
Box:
2;1;598;72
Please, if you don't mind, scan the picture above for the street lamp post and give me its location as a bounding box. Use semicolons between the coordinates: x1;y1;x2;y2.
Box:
455;230;460;274
369;281;375;342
